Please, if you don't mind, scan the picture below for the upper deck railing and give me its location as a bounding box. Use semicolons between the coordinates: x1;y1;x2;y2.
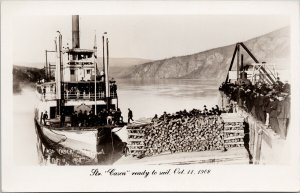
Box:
36;81;117;101
67;59;93;66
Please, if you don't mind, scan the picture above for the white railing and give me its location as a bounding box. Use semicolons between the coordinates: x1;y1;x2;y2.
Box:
39;91;117;101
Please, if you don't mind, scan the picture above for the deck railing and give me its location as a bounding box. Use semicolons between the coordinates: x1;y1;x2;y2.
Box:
39;91;117;101
37;82;117;101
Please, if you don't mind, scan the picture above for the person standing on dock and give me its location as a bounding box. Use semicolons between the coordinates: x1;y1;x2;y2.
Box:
163;111;167;122
43;111;48;125
152;114;158;123
268;96;279;134
277;94;290;139
128;108;134;123
203;105;208;116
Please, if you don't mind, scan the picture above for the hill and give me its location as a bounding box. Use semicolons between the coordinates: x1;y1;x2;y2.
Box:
119;27;290;84
13;27;290;93
13;57;151;94
100;58;152;78
13;65;46;94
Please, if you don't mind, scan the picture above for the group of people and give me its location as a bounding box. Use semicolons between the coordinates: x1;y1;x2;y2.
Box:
151;106;222;123
42;107;129;127
142;109;225;156
219;77;290;139
70;108;123;127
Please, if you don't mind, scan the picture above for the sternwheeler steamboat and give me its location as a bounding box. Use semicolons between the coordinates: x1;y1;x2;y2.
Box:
34;15;125;165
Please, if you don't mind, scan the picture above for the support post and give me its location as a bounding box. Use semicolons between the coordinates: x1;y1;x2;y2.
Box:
45;50;48;80
225;44;238;83
105;37;110;109
241;54;244;73
237;43;240;82
102;36;105;73
55;31;64;127
94;33;97;115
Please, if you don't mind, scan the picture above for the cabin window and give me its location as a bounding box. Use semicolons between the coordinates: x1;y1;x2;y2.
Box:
70;69;75;75
87;70;91;74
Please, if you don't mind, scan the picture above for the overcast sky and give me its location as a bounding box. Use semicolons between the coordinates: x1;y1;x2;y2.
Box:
13;15;289;66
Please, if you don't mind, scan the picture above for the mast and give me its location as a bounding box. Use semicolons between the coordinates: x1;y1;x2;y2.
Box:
94;32;97;115
237;43;240;81
45;50;48;80
55;31;63;119
102;34;106;76
105;37;110;109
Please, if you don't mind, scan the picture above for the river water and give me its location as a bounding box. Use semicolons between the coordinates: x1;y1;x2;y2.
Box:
117;79;218;121
13;79;218;165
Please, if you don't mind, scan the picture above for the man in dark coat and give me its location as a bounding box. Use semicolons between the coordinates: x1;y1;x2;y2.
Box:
275;77;284;92
268;97;279;134
282;82;290;93
253;92;261;119
71;111;78;127
78;110;83;127
88;111;94;126
128;108;134;123
203;105;208;116
239;87;245;107
245;89;254;113
43;111;48;125
115;108;122;124
103;109;108;125
99;110;105;125
258;93;267;123
231;87;238;102
277;94;290;139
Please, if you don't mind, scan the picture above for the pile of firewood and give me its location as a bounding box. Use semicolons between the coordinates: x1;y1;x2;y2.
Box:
143;115;225;156
127;111;246;157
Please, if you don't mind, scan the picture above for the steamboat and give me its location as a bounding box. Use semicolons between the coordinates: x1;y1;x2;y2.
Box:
33;16;290;166
34;15;126;165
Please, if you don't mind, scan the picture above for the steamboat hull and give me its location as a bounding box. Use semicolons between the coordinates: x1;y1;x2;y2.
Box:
34;118;124;165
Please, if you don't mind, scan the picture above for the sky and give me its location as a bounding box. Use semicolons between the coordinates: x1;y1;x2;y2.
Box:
12;15;289;66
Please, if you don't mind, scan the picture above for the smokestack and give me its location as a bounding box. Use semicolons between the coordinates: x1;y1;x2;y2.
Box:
72;15;80;48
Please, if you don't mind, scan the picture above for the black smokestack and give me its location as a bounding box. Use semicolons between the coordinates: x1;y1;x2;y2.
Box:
72;15;80;48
